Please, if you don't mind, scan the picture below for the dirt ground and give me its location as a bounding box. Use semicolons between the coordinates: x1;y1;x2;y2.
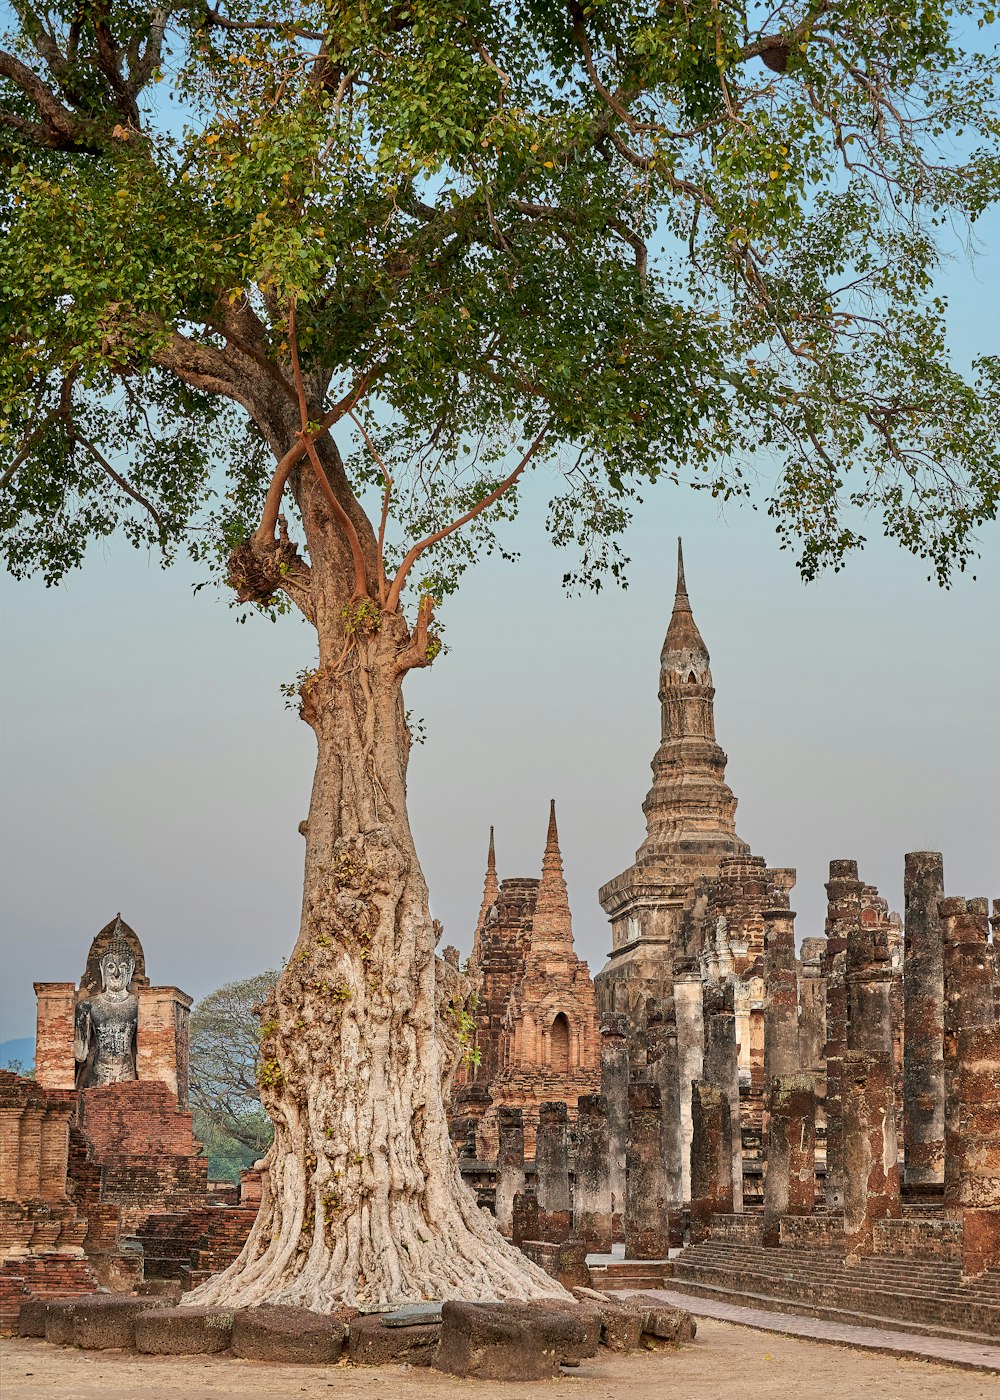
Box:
2;1319;994;1400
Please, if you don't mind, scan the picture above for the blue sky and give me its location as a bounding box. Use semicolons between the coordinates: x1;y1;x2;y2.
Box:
1;140;998;1047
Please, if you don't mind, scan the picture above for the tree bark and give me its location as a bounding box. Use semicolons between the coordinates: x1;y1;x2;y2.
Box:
188;457;563;1311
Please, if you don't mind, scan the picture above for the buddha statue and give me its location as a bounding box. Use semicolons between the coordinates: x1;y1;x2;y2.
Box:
74;937;138;1087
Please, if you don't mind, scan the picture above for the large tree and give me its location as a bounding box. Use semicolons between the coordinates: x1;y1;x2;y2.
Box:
2;0;997;1310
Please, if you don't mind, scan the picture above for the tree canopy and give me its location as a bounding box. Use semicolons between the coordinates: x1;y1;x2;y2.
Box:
2;0;998;599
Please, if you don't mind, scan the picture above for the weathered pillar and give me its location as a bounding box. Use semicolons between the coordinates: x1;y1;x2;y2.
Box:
135;986;194;1105
763;897;800;1085
573;1093;612;1253
703;982;742;1210
842;1050;900;1259
0;1105;24;1200
847;924;896;1055
494;1106;525;1237
16;1103;43;1200
942;897;995;1211
956;1023;1000;1278
903;852;946;1188
511;1185;540;1247
534;1100;571;1243
32;982;77;1090
38;1106;70;1204
645;998;684;1219
625;1079;671;1258
600;1015;628;1238
689;1081;734;1243
674;960;705;1203
762;1074;816;1247
823;860;860;1209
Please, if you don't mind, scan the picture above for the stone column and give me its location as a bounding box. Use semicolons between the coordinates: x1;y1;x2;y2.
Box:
600;1015;628;1237
136;987;193;1105
942;897;995;1211
494;1106;525;1237
511;1186;540;1247
823;860;860;1210
16;1103;43;1200
33;982;77;1090
847;925;895;1056
674;960;705;1203
762;1074;816;1247
534;1100;571;1243
956;1023;1000;1278
703;982;742;1210
625;1080;670;1258
842;1050;900;1259
645;999;684;1218
902;852;946;1188
573;1094;612;1253
0;1106;23;1199
38;1106;70;1204
763;897;800;1085
690;1080;734;1243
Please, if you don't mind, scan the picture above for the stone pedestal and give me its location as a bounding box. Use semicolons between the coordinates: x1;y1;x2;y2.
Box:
572;1094;611;1253
495;1107;525;1237
762;1074;816;1247
625;1080;671;1258
902;853;946;1187
842;1051;900;1259
533;1101;570;1243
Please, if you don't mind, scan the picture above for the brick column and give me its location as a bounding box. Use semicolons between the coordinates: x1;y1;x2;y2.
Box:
573;1093;612;1253
690;1081;734;1243
0;1106;24;1199
847;926;895;1056
703;982;742;1211
942;897;995;1210
842;1050;900;1259
625;1080;670;1259
762;1073;816;1247
16;1103;43;1200
33;982;77;1090
956;1023;1000;1278
674;961;705;1203
136;987;193;1104
823;860;860;1210
494;1106;525;1237
902;852;946;1187
600;1015;628;1238
534;1101;571;1243
38;1106;71;1204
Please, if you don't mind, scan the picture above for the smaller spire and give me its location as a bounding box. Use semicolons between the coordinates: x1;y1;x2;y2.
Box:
471;826;500;964
485;826;498;899
676;537;687;598
662;538;708;659
532;800;574;951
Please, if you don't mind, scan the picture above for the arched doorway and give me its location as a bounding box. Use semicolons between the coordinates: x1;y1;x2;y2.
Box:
550;1012;570;1073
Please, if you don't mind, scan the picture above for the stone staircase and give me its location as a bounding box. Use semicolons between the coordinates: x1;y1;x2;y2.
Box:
665;1240;1000;1344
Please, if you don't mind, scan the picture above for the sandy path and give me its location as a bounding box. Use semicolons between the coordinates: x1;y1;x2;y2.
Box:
2;1319;994;1400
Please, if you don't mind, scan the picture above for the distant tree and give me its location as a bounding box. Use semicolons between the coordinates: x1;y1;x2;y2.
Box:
189;971;278;1164
3;1058;34;1079
2;0;997;1312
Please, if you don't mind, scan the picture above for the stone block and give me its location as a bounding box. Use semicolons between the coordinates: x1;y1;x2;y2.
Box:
133;1305;235;1354
72;1294;162;1349
45;1296;90;1345
231;1304;353;1363
570;1292;643;1352
17;1296;48;1337
347;1312;440;1366
519;1239;591;1290
433;1300;595;1380
628;1293;697;1345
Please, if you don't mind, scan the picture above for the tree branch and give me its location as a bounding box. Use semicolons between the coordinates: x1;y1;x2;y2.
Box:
72;431;167;535
385;422;550;613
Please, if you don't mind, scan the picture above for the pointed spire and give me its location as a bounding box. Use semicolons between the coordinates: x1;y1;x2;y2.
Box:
470;826;500;966
532;800;574;952
662;536;708;659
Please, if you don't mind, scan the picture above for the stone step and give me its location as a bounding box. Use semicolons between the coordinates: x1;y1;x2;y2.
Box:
671;1260;1000;1337
687;1245;1000;1299
663;1276;1000;1348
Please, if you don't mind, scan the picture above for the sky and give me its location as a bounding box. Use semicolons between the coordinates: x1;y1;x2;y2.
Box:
2;203;999;1052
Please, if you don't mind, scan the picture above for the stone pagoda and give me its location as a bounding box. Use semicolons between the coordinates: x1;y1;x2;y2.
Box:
595;539;750;1019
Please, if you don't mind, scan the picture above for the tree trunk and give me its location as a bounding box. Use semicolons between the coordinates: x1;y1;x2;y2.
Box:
187;596;563;1310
